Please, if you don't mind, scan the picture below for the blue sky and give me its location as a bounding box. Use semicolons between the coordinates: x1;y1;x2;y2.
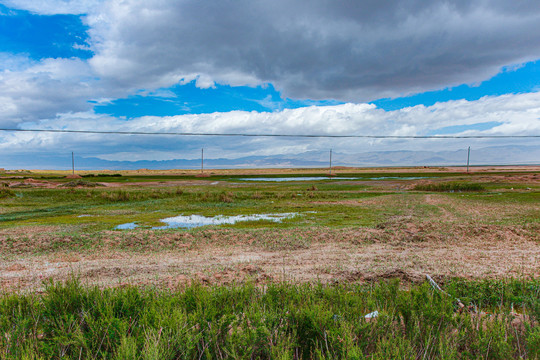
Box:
0;3;91;60
0;1;539;167
93;61;540;119
372;61;540;111
94;82;343;118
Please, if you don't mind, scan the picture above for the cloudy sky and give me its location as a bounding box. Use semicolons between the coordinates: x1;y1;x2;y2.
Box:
1;0;539;168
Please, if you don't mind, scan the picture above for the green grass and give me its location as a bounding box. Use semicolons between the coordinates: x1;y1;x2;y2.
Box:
1;278;539;359
0;185;390;230
1;174;537;230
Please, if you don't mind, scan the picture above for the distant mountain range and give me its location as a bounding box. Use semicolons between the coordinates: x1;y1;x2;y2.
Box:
3;145;539;170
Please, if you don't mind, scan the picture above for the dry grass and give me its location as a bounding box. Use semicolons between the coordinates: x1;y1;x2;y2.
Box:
22;165;540;177
1;221;538;292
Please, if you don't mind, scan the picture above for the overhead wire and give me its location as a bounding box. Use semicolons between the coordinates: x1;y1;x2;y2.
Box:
0;128;538;139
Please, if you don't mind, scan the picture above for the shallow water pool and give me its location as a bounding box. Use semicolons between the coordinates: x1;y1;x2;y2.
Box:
115;222;138;230
115;213;299;230
237;176;427;182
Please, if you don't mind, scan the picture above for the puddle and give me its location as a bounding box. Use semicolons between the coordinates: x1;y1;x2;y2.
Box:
115;222;138;230
115;213;299;230
367;176;427;180
77;214;93;218
154;213;299;229
238;177;357;182
237;176;427;182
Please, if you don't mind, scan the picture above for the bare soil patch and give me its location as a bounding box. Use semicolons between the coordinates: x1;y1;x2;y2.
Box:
1;222;538;292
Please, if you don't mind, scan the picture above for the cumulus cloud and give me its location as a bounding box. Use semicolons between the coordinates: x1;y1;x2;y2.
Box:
81;0;540;101
0;57;111;127
13;0;540;103
2;92;539;162
2;0;540;126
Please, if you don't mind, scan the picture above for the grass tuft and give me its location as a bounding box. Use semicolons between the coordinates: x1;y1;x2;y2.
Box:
1;278;539;359
0;187;15;198
414;182;485;192
60;180;104;188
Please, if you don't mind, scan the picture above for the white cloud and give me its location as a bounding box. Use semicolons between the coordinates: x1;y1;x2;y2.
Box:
2;92;539;163
0;0;103;14
0;57;110;127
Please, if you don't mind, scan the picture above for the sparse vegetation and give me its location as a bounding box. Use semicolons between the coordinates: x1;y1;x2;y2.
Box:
81;173;122;177
61;180;104;187
414;182;486;192
0;187;14;198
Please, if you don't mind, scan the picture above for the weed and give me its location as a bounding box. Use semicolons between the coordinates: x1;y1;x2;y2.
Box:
251;191;263;200
414;182;485;192
1;278;538;359
219;192;235;203
0;188;15;198
60;179;104;187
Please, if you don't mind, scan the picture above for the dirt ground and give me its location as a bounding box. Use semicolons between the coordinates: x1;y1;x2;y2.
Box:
1;219;538;292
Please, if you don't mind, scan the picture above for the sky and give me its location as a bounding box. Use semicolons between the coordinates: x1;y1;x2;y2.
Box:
0;0;539;168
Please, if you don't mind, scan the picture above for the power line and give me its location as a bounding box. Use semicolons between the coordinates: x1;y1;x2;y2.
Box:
0;128;539;139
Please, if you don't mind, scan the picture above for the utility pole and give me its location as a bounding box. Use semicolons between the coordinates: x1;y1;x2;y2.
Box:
201;148;204;174
71;152;75;175
466;146;470;173
329;149;332;175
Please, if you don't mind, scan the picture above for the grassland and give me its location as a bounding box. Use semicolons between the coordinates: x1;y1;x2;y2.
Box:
2;278;539;359
1;167;539;358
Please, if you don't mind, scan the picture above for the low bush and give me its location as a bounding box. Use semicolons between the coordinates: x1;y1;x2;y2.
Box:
0;187;15;198
61;180;103;188
414;182;485;192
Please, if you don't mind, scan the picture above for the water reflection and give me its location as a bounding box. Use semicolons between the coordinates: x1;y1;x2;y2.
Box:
237;176;426;181
115;213;298;230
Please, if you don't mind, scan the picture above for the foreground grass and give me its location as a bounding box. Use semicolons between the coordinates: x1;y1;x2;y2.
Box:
1;278;539;359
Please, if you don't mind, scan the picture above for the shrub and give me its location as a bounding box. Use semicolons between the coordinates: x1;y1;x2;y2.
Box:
414;182;485;192
0;187;15;198
61;180;103;188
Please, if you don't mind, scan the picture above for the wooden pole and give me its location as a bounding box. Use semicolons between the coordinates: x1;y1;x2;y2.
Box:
329;149;332;175
72;152;74;175
466;146;470;173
